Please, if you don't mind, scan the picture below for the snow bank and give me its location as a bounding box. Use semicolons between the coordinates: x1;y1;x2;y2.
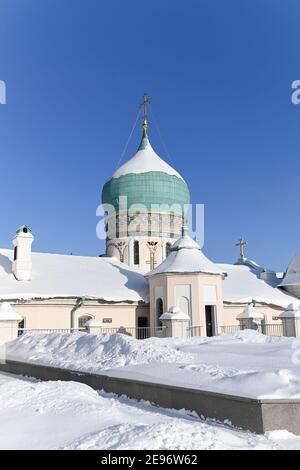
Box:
6;329;300;399
6;331;193;372
2;373;300;449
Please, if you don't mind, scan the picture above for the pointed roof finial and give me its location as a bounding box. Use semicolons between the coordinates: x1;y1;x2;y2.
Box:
139;92;151;137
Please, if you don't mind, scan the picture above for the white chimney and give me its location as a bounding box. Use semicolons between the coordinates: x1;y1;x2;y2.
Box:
12;225;34;281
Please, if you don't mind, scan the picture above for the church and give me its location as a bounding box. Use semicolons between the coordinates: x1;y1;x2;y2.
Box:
0;96;299;338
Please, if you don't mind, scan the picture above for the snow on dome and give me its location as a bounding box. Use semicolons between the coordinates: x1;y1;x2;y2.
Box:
102;135;190;213
279;303;300;318
170;235;200;251
147;235;226;277
236;304;264;320
160;306;190;321
168;306;181;314
0;302;22;321
112;136;184;181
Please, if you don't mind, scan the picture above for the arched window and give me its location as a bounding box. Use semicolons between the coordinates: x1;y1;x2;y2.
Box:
78;315;94;329
165;242;172;257
178;296;190;317
156;298;163;326
134;240;140;265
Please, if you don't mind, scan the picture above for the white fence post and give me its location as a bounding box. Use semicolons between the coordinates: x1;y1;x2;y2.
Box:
0;302;23;343
84;319;102;335
160;306;190;338
236;303;264;331
279;303;300;338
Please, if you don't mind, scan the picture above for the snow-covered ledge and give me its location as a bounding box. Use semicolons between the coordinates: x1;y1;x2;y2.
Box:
160;306;190;338
84;318;102;335
279;303;300;338
0;302;22;343
236;303;264;331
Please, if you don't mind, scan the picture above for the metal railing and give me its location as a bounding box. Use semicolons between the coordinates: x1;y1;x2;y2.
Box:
260;323;283;337
187;325;202;337
220;323;284;337
101;326;167;339
220;325;241;334
18;328;85;336
17;323;286;339
17;326;167;340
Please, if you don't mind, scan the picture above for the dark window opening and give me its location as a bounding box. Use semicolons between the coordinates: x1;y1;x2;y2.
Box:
205;306;216;337
134;241;140;265
156;298;164;326
137;316;149;339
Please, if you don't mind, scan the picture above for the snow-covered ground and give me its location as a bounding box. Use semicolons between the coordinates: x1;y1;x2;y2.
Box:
5;330;300;399
1;372;300;450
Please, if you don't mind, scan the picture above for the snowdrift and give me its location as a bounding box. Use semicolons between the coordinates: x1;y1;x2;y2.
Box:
6;330;300;399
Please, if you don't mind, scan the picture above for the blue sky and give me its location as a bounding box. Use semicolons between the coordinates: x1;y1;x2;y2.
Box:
0;0;299;271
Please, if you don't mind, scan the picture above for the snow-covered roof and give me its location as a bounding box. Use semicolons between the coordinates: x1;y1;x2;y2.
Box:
235;257;264;275
0;249;149;303
0;302;22;321
112;136;184;181
147;236;226;277
218;263;297;308
170;235;200;251
235;258;284;287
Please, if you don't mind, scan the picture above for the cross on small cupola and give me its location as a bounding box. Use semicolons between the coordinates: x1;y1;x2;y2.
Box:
139;92;151;137
236;236;247;261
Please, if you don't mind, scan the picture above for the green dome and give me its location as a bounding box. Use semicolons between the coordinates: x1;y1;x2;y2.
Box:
102;136;190;213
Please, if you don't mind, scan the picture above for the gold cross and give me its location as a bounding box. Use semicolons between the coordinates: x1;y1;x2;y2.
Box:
139;93;151;136
236;237;247;260
140;92;151;120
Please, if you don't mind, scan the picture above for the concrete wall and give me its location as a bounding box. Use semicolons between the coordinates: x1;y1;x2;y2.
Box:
8;299;149;330
223;304;283;326
4;297;283;333
1;359;299;435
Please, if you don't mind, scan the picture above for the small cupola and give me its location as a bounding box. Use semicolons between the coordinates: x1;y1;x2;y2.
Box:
146;230;226;336
12;225;34;281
